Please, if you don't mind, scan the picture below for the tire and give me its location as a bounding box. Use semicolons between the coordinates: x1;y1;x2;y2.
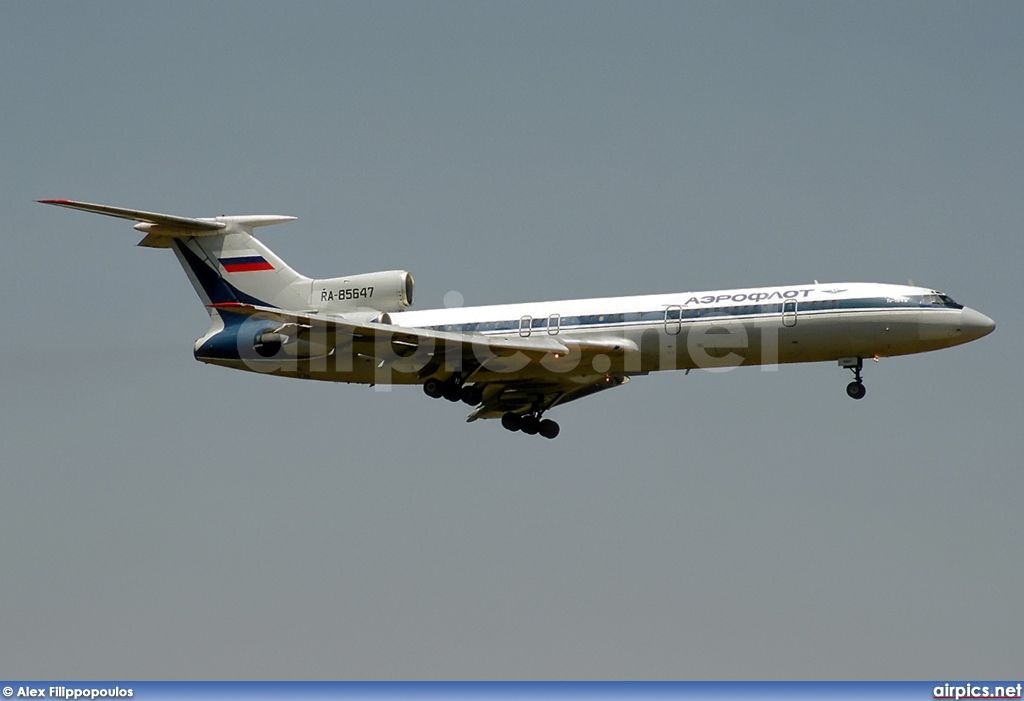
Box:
501;412;522;432
461;384;484;405
846;381;866;400
423;378;444;399
520;415;540;435
538;419;560;439
442;382;463;402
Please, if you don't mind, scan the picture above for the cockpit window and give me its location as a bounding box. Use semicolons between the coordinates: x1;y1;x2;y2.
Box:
919;293;963;309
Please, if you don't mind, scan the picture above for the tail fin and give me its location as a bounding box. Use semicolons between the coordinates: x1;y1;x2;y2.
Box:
39;199;312;310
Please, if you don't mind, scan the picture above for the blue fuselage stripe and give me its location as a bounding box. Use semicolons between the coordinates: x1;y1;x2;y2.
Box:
421;297;959;335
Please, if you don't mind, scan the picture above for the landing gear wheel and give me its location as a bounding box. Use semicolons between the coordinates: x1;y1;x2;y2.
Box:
461;384;484;406
442;381;463;402
423;378;444;399
519;415;540;435
840;357;867;400
538;419;560;439
501;412;522;432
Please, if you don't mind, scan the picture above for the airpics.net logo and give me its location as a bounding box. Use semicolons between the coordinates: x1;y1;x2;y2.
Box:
934;683;1023;699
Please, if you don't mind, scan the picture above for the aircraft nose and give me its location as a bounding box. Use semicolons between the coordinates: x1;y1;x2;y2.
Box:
959;307;996;341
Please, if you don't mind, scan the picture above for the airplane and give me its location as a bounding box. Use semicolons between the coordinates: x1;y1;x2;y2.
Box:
40;199;995;439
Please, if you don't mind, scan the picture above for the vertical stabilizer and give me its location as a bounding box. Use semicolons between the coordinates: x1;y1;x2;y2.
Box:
39;200;312;311
170;226;311;310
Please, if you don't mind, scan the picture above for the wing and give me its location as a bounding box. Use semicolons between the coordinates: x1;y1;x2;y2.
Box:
466;375;630;421
210;301;571;368
213;302;636;420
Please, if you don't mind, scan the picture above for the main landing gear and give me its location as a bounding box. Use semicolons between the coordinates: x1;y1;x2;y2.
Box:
501;412;560;439
422;377;483;405
840;356;867;400
423;378;561;438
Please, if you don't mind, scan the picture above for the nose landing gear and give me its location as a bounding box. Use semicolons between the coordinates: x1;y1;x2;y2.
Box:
846;380;866;400
839;356;866;400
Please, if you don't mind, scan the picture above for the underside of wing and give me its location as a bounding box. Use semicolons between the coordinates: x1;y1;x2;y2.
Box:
466;375;630;421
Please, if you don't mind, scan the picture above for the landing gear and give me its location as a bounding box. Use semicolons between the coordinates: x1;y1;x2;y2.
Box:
425;377;559;438
839;356;866;400
501;412;522;432
441;382;463;402
538;419;560;439
501;411;560;439
460;384;483;406
422;376;483;405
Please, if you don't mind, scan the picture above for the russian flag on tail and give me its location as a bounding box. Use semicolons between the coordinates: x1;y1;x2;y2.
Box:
219;255;275;273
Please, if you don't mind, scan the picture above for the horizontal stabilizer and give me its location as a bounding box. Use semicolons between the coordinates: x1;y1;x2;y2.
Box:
38;199;227;230
39;199;298;248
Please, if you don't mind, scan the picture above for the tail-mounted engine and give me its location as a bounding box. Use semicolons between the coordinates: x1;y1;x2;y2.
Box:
312;270;414;313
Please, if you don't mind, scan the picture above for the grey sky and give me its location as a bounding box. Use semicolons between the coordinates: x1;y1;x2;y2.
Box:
1;1;1021;679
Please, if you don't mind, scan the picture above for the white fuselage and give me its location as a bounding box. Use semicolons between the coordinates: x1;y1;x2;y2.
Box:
195;281;994;387
378;281;992;381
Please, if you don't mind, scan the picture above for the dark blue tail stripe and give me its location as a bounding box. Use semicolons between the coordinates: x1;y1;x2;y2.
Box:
172;240;273;307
